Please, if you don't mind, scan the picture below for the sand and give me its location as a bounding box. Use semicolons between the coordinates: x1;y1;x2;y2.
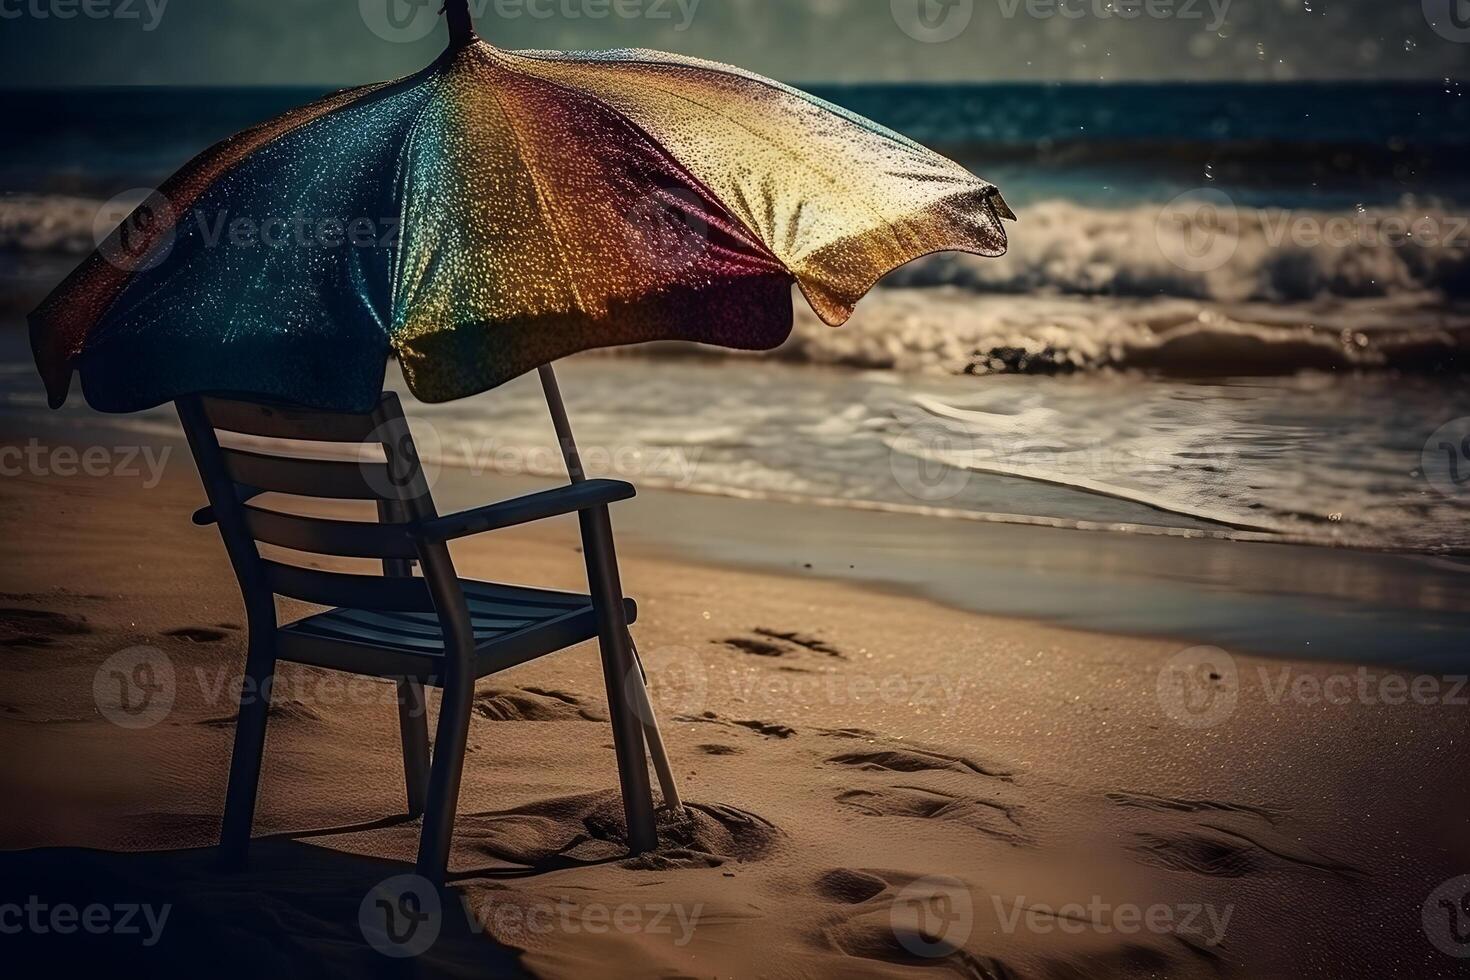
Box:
0;429;1466;979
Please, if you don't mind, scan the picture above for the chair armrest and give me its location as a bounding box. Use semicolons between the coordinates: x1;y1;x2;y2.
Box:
413;479;635;544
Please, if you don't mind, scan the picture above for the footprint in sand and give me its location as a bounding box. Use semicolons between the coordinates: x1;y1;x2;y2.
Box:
719;636;789;657
826;745;1014;781
164;627;231;643
1130;824;1362;880
473;687;606;723
719;628;845;659
837;785;1030;846
813;868;1217;979
675;710;796;739
450;791;780;870
815;726;879;740
1107;790;1283;824
1108;789;1360;880
814;868;889;904
198;699;323;727
0;607;92;648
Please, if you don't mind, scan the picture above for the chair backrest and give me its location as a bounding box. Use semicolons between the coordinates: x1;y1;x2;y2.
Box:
176;393;456;623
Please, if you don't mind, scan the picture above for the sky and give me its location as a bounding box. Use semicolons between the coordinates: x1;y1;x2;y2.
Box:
0;0;1464;87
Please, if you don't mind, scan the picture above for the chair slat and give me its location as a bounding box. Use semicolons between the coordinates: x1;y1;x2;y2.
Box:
290;617;452;652
221;449;387;500
262;561;437;612
200;395;379;443
332;608;532;639
244;506;420;559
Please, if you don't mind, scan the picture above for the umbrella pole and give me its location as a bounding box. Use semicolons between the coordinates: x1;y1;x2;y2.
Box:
538;365;684;813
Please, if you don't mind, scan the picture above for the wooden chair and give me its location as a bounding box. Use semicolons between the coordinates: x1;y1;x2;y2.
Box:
176;380;674;881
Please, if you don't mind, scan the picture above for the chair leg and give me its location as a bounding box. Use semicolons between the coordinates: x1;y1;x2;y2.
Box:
218;641;276;869
582;509;658;854
628;631;684;811
415;676;475;882
397;678;431;819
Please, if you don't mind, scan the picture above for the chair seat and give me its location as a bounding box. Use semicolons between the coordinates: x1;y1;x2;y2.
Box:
276;579;637;684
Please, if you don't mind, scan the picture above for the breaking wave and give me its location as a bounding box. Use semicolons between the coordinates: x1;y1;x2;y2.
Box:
5;193;1469;375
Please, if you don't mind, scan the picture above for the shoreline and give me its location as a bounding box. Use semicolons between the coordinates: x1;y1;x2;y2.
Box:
4;409;1467;669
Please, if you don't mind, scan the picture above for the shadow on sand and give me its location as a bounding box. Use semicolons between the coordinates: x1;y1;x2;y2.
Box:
0;836;527;978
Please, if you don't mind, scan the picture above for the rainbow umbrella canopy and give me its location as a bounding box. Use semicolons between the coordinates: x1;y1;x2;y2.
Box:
31;1;1012;414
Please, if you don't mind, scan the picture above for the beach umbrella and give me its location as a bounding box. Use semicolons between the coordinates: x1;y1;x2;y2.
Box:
29;0;1012;414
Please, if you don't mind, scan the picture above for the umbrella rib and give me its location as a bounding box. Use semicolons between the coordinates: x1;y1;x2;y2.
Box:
388;70;452;338
481;83;591;318
596;77;917;261
63;69;448;364
487;52;792;277
499;50;916;260
512;49;936;158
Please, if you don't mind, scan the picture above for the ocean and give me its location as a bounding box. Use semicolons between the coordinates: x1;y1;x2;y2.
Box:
1;81;1467;555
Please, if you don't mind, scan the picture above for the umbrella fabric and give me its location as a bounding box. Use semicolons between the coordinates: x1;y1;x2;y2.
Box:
31;39;1011;414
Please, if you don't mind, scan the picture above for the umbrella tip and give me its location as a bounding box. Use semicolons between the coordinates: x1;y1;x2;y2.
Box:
443;0;476;46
